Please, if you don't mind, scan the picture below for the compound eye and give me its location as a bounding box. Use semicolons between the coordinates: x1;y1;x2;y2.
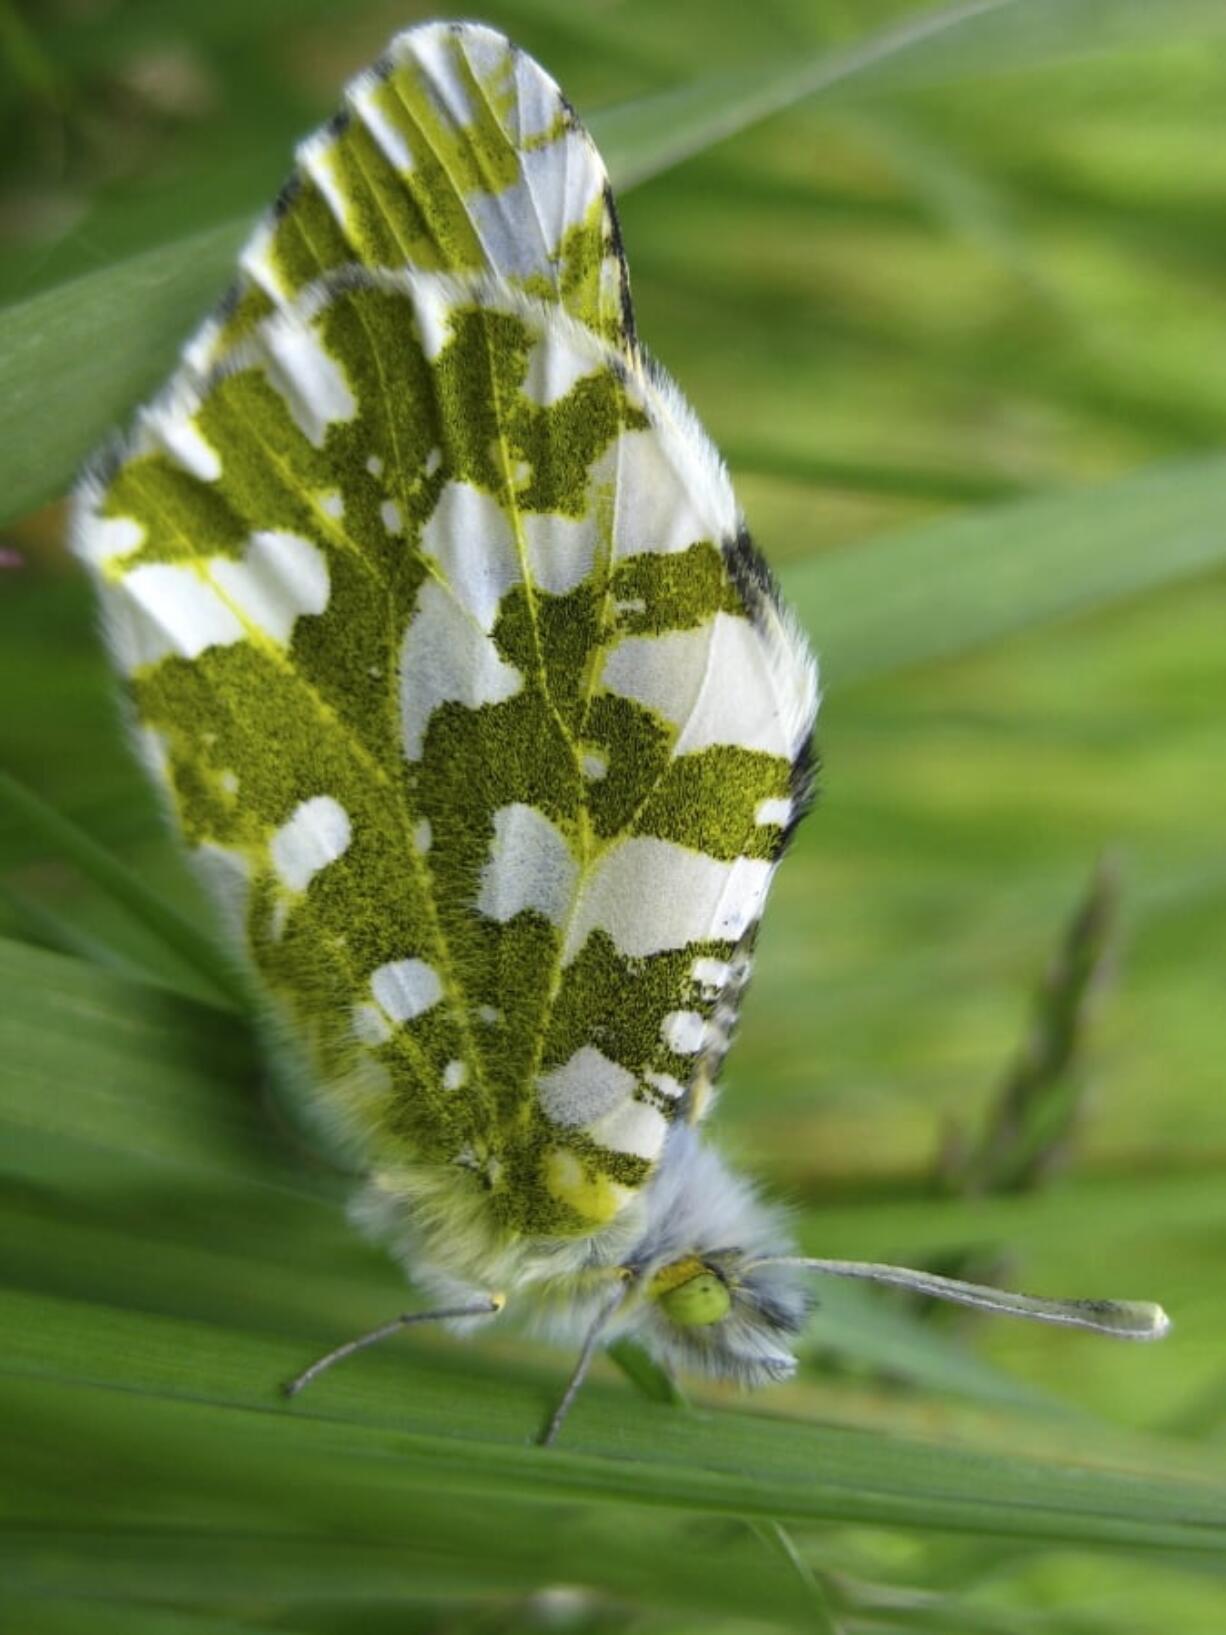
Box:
652;1260;732;1328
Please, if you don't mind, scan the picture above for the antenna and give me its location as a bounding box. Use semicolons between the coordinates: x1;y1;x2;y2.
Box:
748;1258;1171;1340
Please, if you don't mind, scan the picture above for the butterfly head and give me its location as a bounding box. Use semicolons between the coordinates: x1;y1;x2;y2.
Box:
613;1126;812;1384
636;1247;812;1385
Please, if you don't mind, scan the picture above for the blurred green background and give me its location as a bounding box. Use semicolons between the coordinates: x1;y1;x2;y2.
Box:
3;1;1226;1631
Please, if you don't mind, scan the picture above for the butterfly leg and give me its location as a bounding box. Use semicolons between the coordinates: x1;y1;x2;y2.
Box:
538;1285;630;1447
283;1296;504;1398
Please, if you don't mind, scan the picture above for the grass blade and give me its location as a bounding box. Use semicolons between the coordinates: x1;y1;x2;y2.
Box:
955;857;1120;1195
781;452;1226;689
6;1287;1226;1551
0;771;246;1011
0;221;245;525
607;1339;689;1408
0;877;156;981
593;0;1018;189
752;1520;845;1635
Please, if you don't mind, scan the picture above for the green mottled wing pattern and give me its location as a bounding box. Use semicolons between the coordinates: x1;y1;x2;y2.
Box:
73;26;818;1244
188;21;632;377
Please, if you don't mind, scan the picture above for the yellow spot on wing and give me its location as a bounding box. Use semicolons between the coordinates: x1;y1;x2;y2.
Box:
545;1148;634;1226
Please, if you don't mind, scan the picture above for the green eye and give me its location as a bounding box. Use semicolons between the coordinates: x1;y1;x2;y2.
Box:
655;1267;731;1328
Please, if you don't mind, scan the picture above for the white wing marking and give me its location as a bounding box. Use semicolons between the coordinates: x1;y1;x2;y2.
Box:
371;957;444;1021
600;614;797;759
108;530;329;672
270;795;353;892
561;838;773;964
475;803;577;927
538;1044;635;1127
420;480;522;631
259;325;357;447
399;579;523;759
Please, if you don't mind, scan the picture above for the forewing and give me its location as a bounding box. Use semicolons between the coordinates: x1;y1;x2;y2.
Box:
76;268;815;1238
189;21;632;377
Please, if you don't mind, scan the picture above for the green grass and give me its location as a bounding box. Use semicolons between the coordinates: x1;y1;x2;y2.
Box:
3;2;1226;1630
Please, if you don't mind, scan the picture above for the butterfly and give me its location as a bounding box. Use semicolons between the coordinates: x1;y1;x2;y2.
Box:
73;21;1168;1443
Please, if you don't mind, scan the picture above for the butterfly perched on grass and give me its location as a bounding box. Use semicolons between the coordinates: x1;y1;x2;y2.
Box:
73;21;1168;1443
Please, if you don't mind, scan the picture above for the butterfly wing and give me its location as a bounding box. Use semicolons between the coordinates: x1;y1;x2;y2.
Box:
188;21;633;377
74;26;817;1246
